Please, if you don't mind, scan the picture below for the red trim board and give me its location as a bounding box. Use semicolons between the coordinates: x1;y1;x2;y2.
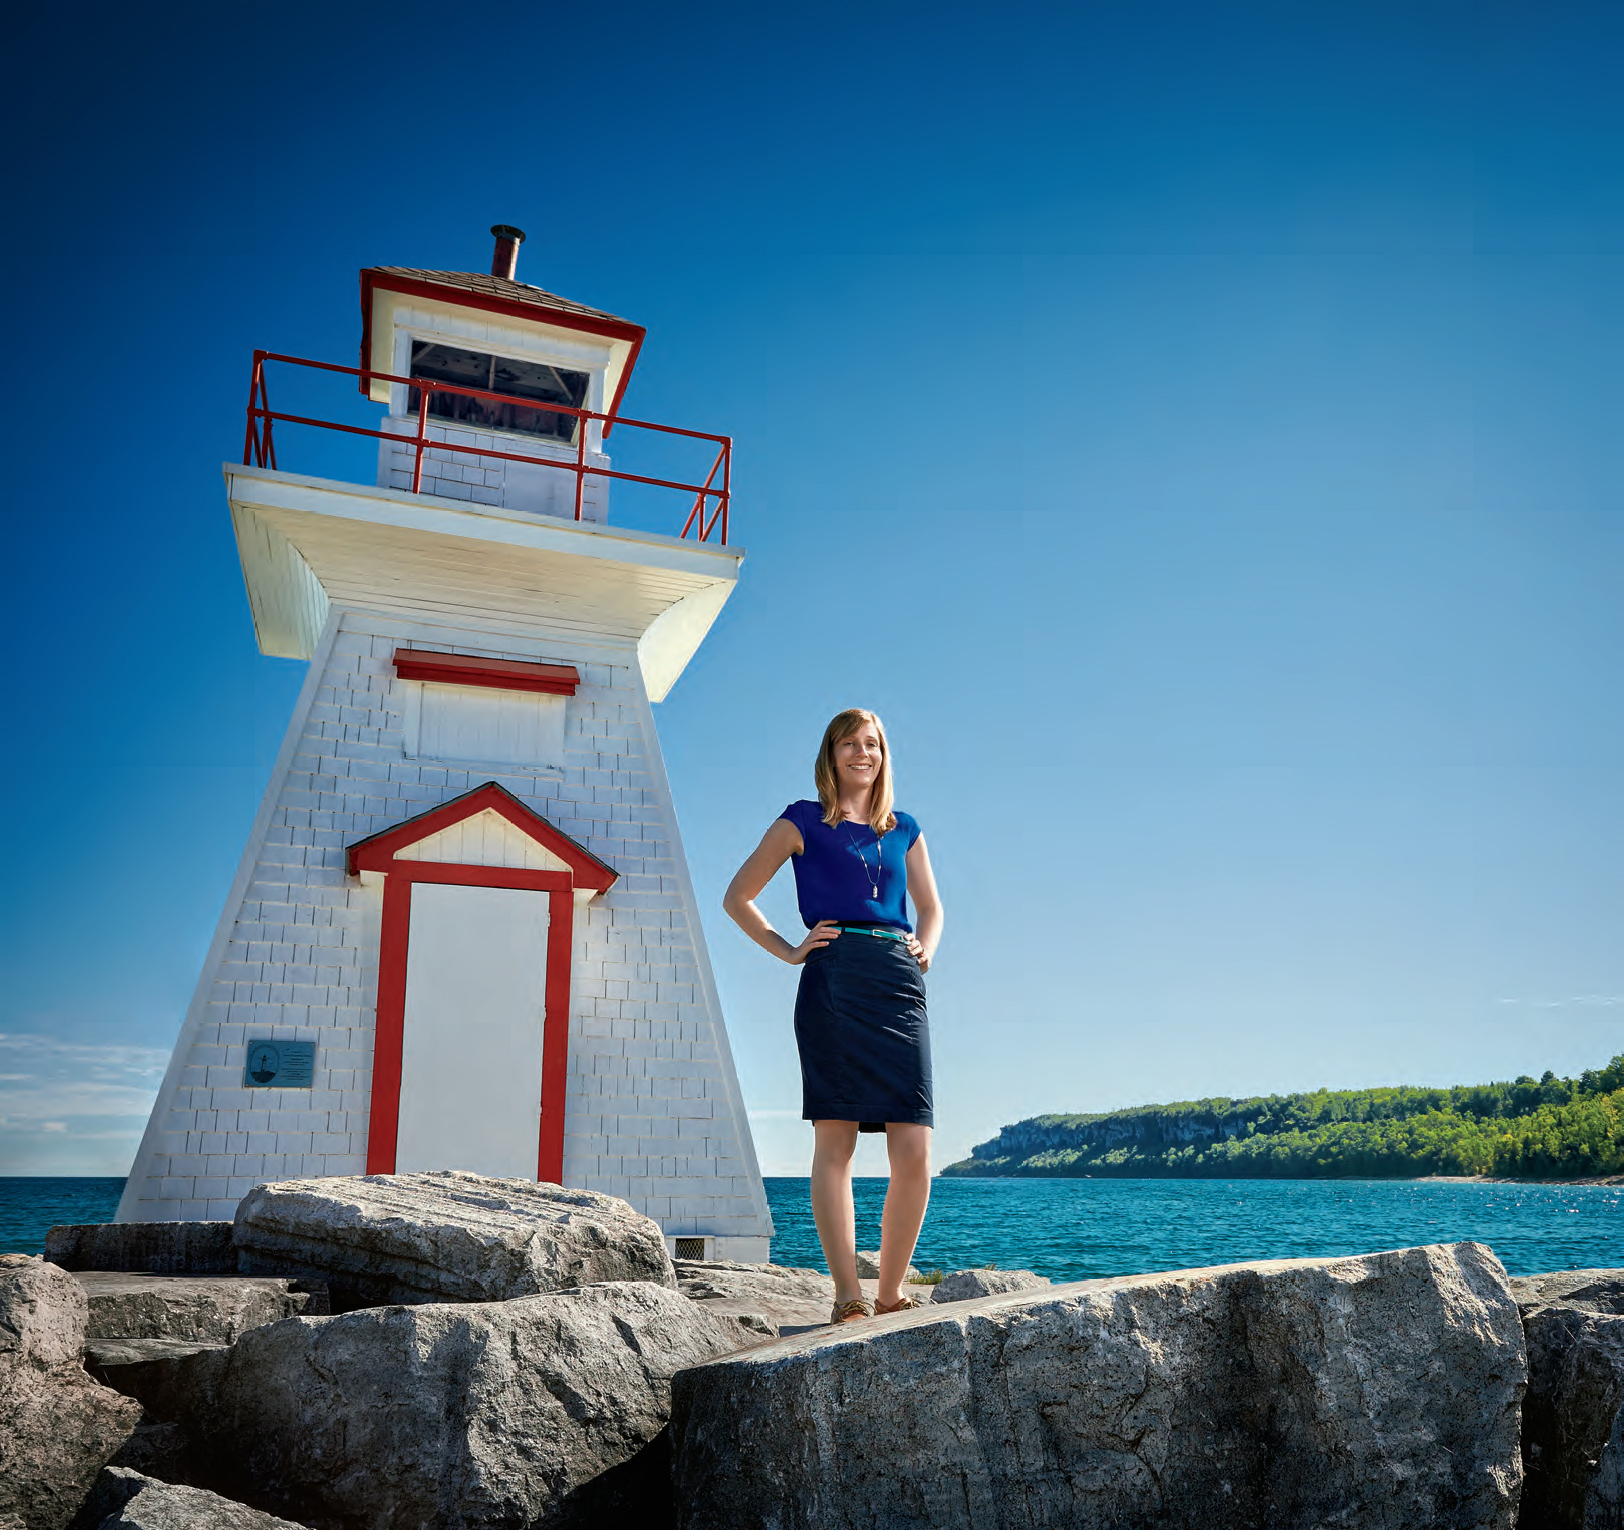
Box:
364;876;412;1174
540;888;574;1184
392;648;579;696
347;781;616;890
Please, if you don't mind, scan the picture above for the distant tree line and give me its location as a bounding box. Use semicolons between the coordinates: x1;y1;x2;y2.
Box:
939;1057;1624;1180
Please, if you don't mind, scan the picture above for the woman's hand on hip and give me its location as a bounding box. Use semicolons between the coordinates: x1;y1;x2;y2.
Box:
906;934;932;973
786;921;841;965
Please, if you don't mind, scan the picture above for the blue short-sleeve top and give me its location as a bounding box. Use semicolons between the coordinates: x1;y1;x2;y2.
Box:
779;800;922;931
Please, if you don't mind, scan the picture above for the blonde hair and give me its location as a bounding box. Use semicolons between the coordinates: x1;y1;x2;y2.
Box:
814;708;896;835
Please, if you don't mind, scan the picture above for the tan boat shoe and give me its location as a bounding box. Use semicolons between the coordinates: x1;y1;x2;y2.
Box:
830;1297;875;1324
874;1294;921;1315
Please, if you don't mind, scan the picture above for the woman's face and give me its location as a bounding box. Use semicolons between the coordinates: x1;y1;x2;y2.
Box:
833;725;884;797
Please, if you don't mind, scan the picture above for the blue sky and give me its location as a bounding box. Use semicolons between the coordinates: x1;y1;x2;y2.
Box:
2;0;1620;1176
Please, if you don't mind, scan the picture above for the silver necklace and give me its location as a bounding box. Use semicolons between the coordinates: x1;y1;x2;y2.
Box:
846;823;882;899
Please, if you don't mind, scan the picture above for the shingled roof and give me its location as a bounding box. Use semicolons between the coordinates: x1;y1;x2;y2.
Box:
369;267;630;326
359;264;647;418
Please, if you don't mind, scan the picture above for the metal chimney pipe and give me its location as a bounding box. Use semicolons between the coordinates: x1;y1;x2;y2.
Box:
490;224;526;280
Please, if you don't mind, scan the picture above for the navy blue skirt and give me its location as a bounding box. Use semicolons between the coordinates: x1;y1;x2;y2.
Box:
795;931;933;1131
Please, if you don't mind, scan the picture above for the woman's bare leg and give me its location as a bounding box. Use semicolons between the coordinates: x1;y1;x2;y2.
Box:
878;1123;932;1306
811;1119;862;1303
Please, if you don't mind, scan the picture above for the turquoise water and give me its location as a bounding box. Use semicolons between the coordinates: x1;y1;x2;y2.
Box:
764;1175;1624;1279
4;1176;1620;1279
1;1178;124;1253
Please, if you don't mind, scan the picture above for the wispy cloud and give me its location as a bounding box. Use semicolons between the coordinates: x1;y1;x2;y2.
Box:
1494;996;1624;1010
0;1033;170;1070
0;1116;148;1140
0;1032;168;1122
0;1032;166;1172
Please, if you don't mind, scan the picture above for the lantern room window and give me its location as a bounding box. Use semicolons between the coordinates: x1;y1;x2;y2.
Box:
407;341;590;444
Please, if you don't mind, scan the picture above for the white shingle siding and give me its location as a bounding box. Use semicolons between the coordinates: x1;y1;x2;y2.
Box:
119;609;772;1256
375;418;610;522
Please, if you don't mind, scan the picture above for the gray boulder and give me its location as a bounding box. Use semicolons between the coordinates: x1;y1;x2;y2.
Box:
76;1275;308;1344
855;1249;922;1282
933;1267;1051;1303
676;1260;838;1335
1510;1266;1624;1528
232;1171;675;1309
46;1224;236;1277
671;1241;1527;1530
81;1469;310;1530
112;1281;758;1530
1512;1268;1624;1316
0;1255;143;1530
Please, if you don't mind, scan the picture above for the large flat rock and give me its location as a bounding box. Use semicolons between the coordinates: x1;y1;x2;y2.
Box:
1511;1266;1624;1528
671;1241;1526;1530
232;1171;675;1309
82;1469;311;1530
0;1255;143;1530
676;1260;841;1335
675;1261;935;1336
76;1274;308;1343
46;1225;236;1276
111;1281;759;1530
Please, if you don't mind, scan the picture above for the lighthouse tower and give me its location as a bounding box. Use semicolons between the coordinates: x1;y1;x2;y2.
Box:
118;227;773;1261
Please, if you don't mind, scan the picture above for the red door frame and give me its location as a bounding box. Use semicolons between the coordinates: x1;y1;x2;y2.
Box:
348;783;615;1185
365;864;574;1183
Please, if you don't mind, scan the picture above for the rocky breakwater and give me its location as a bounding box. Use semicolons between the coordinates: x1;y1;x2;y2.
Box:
33;1171;1623;1530
116;1281;757;1530
0;1255;143;1530
1511;1266;1624;1528
671;1241;1528;1530
74;1172;756;1530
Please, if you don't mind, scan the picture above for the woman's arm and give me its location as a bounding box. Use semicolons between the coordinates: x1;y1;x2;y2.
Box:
723;818;841;965
904;835;943;973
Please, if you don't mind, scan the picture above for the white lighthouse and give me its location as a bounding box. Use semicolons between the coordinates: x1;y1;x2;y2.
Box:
118;226;772;1261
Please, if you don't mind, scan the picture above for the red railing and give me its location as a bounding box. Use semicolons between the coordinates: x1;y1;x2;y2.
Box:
242;350;732;544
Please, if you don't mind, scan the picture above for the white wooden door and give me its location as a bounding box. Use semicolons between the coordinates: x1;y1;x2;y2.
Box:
395;881;549;1178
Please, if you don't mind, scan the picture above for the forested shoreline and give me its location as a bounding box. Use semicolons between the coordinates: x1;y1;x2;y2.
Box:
940;1057;1624;1180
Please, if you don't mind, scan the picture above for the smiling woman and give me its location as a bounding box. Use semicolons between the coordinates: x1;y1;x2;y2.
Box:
723;708;945;1324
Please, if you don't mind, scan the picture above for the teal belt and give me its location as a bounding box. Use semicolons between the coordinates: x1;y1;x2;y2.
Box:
835;924;908;942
